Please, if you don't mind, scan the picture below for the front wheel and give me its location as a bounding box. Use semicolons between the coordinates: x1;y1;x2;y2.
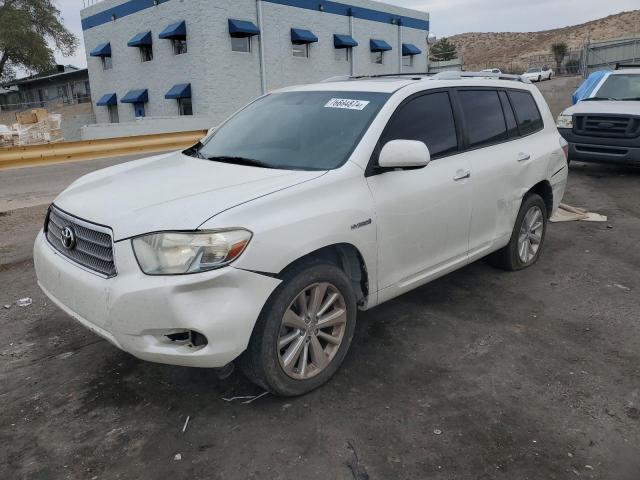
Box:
240;261;357;396
489;193;548;271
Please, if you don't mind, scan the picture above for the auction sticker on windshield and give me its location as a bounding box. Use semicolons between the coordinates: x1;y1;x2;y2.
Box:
324;98;370;110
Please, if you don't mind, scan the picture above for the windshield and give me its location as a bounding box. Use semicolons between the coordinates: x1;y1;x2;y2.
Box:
192;91;390;170
527;68;541;73
594;74;640;100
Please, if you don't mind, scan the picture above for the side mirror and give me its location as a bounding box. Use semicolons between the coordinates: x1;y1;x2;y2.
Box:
378;140;431;169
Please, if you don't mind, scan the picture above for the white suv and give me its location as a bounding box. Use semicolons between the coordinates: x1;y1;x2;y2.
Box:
34;74;568;396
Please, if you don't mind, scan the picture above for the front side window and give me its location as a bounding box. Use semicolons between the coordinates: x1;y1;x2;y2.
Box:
140;45;153;62
178;97;192;116
193;91;390;170
458;90;508;148
231;36;251;53
402;55;413;67
382;91;458;158
172;39;187;55
335;48;349;62
102;56;113;70
527;68;541;73
292;43;309;58
508;90;544;135
594;74;640;100
371;51;383;64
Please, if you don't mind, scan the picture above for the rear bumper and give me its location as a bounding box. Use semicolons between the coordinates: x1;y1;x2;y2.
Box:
558;128;640;165
34;230;281;368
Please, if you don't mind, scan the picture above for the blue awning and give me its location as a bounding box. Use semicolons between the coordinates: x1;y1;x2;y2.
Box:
159;21;186;39
121;89;148;103
334;34;358;49
128;31;152;47
291;28;318;44
402;43;422;56
370;39;392;52
90;42;111;57
96;93;117;106
228;19;260;38
165;83;191;99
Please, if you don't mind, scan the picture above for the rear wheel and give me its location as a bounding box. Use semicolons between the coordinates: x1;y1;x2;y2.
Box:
240;261;357;396
489;193;548;271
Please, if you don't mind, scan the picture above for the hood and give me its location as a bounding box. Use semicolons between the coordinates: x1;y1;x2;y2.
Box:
54;151;326;240
562;100;640;116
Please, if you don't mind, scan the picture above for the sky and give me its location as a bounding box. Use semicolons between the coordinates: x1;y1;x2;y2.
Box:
54;0;639;69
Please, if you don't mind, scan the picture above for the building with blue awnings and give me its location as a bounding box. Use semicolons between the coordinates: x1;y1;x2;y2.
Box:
80;0;430;135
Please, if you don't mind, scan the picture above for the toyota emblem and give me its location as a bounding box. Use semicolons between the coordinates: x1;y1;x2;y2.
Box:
60;226;77;250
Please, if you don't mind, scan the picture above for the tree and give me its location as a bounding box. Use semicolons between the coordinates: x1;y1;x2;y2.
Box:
430;37;457;62
0;0;77;82
551;42;568;73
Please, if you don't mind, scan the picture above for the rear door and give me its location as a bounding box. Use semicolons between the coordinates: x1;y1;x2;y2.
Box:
454;88;545;259
366;90;473;299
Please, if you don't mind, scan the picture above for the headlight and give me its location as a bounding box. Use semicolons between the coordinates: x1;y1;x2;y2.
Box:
556;114;573;129
132;229;252;275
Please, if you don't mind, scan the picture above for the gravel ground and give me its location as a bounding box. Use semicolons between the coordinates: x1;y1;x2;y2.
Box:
1;161;639;480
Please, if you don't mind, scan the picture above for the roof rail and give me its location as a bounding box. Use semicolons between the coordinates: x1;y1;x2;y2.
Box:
320;72;434;83
431;71;531;83
615;63;640;70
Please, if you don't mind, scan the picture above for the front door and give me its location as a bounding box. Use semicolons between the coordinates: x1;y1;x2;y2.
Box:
366;90;473;301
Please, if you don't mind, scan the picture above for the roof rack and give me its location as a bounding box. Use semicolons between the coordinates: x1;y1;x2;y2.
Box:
615;63;640;70
431;71;531;83
321;72;433;82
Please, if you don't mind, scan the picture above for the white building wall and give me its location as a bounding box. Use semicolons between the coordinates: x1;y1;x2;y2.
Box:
80;0;429;138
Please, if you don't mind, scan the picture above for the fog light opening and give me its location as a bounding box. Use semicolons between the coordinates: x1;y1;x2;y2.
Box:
165;330;208;348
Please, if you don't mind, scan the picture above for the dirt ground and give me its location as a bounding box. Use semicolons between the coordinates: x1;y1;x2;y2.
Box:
1;161;639;480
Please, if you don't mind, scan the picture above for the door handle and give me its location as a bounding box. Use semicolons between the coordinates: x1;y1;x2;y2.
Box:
453;169;471;181
517;152;531;162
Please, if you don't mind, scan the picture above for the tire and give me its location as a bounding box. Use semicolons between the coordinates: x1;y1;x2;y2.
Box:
239;260;357;396
537;76;541;82
489;193;548;271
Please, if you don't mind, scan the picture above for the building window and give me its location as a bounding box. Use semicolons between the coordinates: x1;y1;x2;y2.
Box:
178;97;193;116
101;56;113;70
133;102;145;118
140;45;153;62
372;51;384;64
172;38;187;55
292;43;309;58
231;36;251;53
402;55;413;67
108;104;119;123
335;48;350;62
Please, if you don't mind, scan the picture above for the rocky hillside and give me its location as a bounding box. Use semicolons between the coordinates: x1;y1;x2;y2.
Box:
449;9;640;72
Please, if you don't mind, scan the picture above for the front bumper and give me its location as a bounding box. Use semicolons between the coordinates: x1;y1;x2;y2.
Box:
34;230;281;368
559;128;640;165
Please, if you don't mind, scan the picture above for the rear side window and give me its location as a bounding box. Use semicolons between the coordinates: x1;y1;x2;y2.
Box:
509;90;544;135
383;92;458;158
458;90;507;148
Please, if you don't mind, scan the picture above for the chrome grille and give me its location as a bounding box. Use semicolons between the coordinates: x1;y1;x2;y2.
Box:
45;206;116;277
574;115;640;138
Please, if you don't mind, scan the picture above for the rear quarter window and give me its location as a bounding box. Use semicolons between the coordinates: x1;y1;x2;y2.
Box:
508;90;544;135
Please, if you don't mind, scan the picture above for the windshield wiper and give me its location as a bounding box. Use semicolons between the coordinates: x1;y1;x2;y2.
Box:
206;156;275;169
620;97;640;101
582;96;616;101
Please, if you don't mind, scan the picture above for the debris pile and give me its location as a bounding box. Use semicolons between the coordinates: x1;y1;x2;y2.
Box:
0;108;63;147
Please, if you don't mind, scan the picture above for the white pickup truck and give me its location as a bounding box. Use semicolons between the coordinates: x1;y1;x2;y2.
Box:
557;66;640;165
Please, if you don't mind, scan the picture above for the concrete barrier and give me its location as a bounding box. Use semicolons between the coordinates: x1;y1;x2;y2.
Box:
0;130;206;171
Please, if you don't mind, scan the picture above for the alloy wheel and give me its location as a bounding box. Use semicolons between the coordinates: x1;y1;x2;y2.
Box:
277;282;347;380
518;206;544;263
